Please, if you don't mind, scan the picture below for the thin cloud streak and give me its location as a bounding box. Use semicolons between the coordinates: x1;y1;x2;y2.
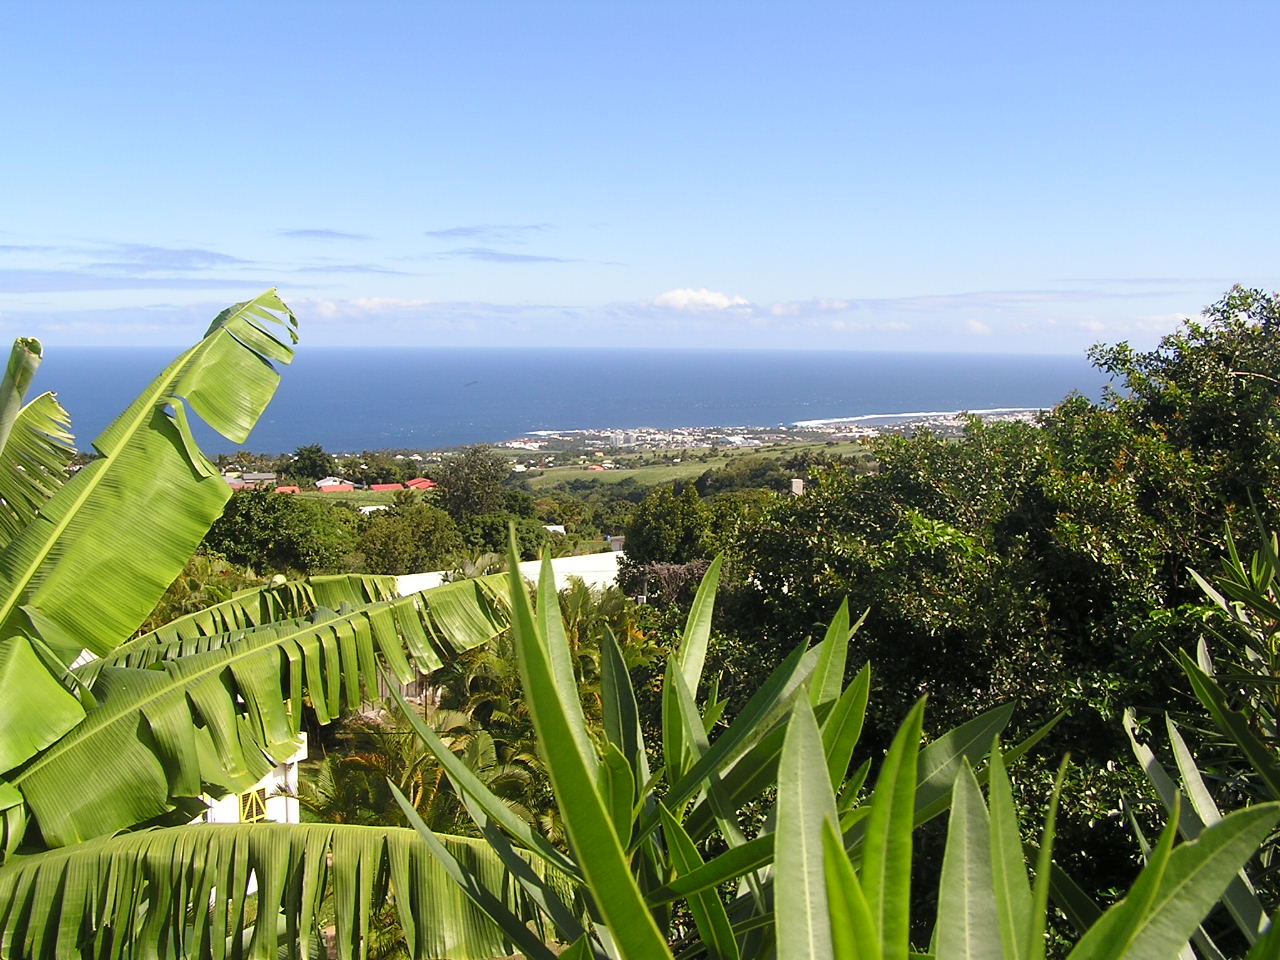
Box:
290;264;411;275
280;229;372;241
423;223;551;241
87;244;249;273
438;247;579;264
0;269;262;294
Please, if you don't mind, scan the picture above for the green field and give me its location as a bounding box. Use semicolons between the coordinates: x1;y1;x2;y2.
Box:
293;489;402;508
525;440;871;491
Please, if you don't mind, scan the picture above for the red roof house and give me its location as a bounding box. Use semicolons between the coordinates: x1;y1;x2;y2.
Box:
318;483;355;493
406;477;437;490
370;483;405;492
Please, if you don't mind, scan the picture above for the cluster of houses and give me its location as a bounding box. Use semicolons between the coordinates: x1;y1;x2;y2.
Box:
221;471;438;494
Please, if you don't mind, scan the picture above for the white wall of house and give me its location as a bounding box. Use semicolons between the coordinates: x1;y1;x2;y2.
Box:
202;735;307;825
395;551;623;597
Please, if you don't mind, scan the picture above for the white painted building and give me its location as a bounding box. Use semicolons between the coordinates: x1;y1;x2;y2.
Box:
395;551;624;597
201;736;308;825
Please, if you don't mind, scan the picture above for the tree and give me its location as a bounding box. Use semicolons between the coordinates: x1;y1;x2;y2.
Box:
0;293;543;959
355;497;465;574
621;482;710;565
288;442;337;481
460;512;550;560
715;288;1280;905
205;487;359;574
430;445;512;524
1089;284;1280;522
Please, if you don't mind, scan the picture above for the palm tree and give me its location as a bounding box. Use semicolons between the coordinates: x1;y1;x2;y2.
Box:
0;293;545;960
298;700;536;835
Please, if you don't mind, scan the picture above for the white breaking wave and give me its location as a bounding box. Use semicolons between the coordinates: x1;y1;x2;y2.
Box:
791;407;1042;427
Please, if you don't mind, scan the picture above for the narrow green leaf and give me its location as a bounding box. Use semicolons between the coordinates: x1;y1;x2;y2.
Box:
678;554;723;700
390;784;560;960
824;818;880;960
988;743;1032;960
601;623;651;786
1034;854;1102;936
645;833;774;905
642;642;812;845
458;790;587;944
1123;710;1205;837
600;742;638;845
1074;803;1280;960
863;698;926;960
1026;760;1066;960
934;760;1001;960
660;802;740;960
664;655;693;785
776;697;839;960
506;535;674;960
538;554;597;769
1180;650;1280;801
1067;792;1182;959
388;682;579;880
915;704;1014;819
809;600;858;708
822;662;871;790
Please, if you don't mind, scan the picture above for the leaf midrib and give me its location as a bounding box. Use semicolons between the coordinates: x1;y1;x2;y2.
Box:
14;596;410;790
0;340;205;633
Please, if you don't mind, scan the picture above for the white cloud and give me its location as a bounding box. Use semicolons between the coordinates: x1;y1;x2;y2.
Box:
967;319;993;335
653;288;751;312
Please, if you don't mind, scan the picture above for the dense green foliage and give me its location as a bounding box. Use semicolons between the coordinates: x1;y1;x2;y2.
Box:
354;495;465;574
205;486;359;573
393;548;1280;960
432;444;517;524
287;441;338;481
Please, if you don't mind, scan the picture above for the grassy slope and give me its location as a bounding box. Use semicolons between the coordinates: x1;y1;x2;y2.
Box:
527;440;870;491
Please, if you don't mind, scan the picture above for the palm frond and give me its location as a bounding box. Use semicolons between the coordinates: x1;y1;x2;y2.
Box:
0;291;297;665
0;822;558;960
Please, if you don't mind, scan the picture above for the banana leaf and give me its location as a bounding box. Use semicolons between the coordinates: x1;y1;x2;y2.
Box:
12;582;508;849
0;822;550;960
0;291;297;665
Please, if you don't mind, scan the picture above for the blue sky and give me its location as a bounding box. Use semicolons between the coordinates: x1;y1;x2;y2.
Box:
2;2;1277;352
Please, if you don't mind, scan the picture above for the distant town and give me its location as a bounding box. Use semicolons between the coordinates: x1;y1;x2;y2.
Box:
493;408;1043;453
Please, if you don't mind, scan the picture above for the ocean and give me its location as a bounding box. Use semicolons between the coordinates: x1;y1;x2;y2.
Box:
32;347;1113;455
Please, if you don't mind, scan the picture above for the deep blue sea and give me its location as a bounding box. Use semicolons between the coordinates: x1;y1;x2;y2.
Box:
32;348;1113;455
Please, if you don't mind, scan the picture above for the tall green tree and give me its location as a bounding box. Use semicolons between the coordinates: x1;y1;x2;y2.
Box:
1089;284;1280;520
719;287;1280;904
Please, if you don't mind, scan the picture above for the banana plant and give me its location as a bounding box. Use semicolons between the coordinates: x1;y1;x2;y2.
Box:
0;294;551;959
